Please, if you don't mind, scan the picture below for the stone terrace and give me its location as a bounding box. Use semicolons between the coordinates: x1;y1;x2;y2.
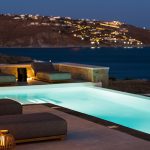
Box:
17;105;150;150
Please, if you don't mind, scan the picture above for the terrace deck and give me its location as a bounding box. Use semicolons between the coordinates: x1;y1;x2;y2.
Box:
16;104;150;150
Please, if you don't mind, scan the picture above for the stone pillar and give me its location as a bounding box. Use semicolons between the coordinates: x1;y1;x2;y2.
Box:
92;68;109;87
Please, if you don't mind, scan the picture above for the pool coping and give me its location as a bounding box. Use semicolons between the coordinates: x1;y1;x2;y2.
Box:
41;103;150;141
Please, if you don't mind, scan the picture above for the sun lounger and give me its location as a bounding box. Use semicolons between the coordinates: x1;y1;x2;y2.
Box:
0;99;67;143
0;112;67;143
31;62;71;82
0;99;22;116
0;73;16;85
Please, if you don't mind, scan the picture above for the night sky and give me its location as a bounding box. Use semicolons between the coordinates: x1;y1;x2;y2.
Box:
0;0;149;28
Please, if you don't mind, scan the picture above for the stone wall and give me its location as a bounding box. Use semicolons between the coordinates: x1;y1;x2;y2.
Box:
0;64;34;78
54;63;109;87
0;63;109;86
92;69;109;87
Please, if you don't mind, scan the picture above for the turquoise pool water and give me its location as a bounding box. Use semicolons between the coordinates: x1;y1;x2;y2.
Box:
0;83;150;134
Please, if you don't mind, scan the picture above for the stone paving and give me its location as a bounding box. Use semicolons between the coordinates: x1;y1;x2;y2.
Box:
16;105;150;150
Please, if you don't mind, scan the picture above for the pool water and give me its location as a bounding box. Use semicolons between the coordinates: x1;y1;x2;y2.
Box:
0;83;150;134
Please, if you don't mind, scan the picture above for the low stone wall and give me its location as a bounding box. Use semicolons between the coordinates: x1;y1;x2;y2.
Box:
54;63;109;87
0;64;34;78
0;63;109;86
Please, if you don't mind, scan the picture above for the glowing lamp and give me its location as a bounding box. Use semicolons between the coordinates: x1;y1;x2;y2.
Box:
0;130;15;150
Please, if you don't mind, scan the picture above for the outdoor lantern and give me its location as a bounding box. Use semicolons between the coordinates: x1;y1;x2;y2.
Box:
0;130;15;150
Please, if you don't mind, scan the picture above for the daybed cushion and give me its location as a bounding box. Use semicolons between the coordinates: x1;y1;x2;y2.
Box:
31;62;55;75
0;99;22;116
36;72;71;81
0;113;67;142
0;73;16;84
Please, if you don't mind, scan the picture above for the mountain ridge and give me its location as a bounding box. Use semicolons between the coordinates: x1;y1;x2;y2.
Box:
0;14;150;48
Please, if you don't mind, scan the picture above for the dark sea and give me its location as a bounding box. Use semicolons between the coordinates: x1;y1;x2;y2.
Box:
0;47;150;79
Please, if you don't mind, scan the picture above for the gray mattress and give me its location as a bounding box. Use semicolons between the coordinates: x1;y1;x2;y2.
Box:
0;99;22;115
0;113;67;141
36;72;71;81
0;73;16;83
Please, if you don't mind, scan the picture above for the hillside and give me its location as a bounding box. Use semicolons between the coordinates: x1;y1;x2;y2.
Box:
0;54;32;64
0;14;150;48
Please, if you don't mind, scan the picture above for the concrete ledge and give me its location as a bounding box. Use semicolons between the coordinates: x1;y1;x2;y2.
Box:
54;63;109;87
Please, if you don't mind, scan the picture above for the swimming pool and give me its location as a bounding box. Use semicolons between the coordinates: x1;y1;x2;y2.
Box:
0;83;150;134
